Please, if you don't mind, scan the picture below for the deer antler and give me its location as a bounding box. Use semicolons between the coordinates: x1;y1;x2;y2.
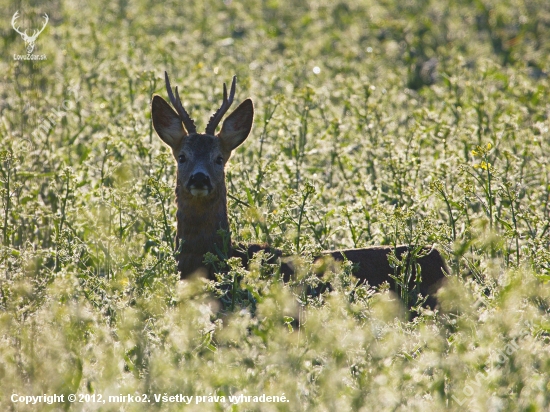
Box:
11;11;27;38
11;11;48;40
205;76;236;135
30;13;49;40
164;72;197;135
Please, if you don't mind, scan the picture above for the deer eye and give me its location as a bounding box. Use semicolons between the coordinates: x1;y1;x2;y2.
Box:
178;154;186;163
215;156;224;165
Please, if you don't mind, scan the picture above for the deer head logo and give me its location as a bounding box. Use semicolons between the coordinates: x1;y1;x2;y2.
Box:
11;11;49;54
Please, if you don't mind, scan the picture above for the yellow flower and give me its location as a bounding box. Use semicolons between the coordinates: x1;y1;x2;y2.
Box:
479;161;490;170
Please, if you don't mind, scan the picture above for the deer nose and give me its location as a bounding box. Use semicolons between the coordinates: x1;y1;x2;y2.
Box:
187;172;211;189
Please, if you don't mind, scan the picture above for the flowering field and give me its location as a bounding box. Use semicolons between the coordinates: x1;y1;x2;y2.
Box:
1;0;550;410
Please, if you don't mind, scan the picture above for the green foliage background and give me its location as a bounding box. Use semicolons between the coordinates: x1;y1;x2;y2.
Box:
0;0;549;410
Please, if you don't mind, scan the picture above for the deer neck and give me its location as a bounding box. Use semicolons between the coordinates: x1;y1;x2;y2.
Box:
175;178;231;277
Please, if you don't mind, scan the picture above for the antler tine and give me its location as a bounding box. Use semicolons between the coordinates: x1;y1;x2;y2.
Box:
35;13;49;36
11;11;24;36
164;71;197;134
205;75;237;135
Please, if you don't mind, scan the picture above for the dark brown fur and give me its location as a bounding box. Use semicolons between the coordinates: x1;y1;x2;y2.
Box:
232;243;448;307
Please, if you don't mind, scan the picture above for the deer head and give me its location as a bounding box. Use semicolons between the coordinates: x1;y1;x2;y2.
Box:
151;72;254;202
11;11;49;54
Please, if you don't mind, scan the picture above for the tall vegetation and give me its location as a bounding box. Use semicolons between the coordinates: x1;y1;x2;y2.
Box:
0;0;549;410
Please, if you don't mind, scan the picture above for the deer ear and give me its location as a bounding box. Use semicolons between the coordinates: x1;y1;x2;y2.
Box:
218;99;254;152
151;95;187;148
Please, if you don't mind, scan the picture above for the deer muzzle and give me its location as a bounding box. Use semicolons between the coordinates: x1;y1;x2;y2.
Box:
186;172;212;197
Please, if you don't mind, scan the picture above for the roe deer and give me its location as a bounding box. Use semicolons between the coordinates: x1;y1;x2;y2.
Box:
151;73;448;307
